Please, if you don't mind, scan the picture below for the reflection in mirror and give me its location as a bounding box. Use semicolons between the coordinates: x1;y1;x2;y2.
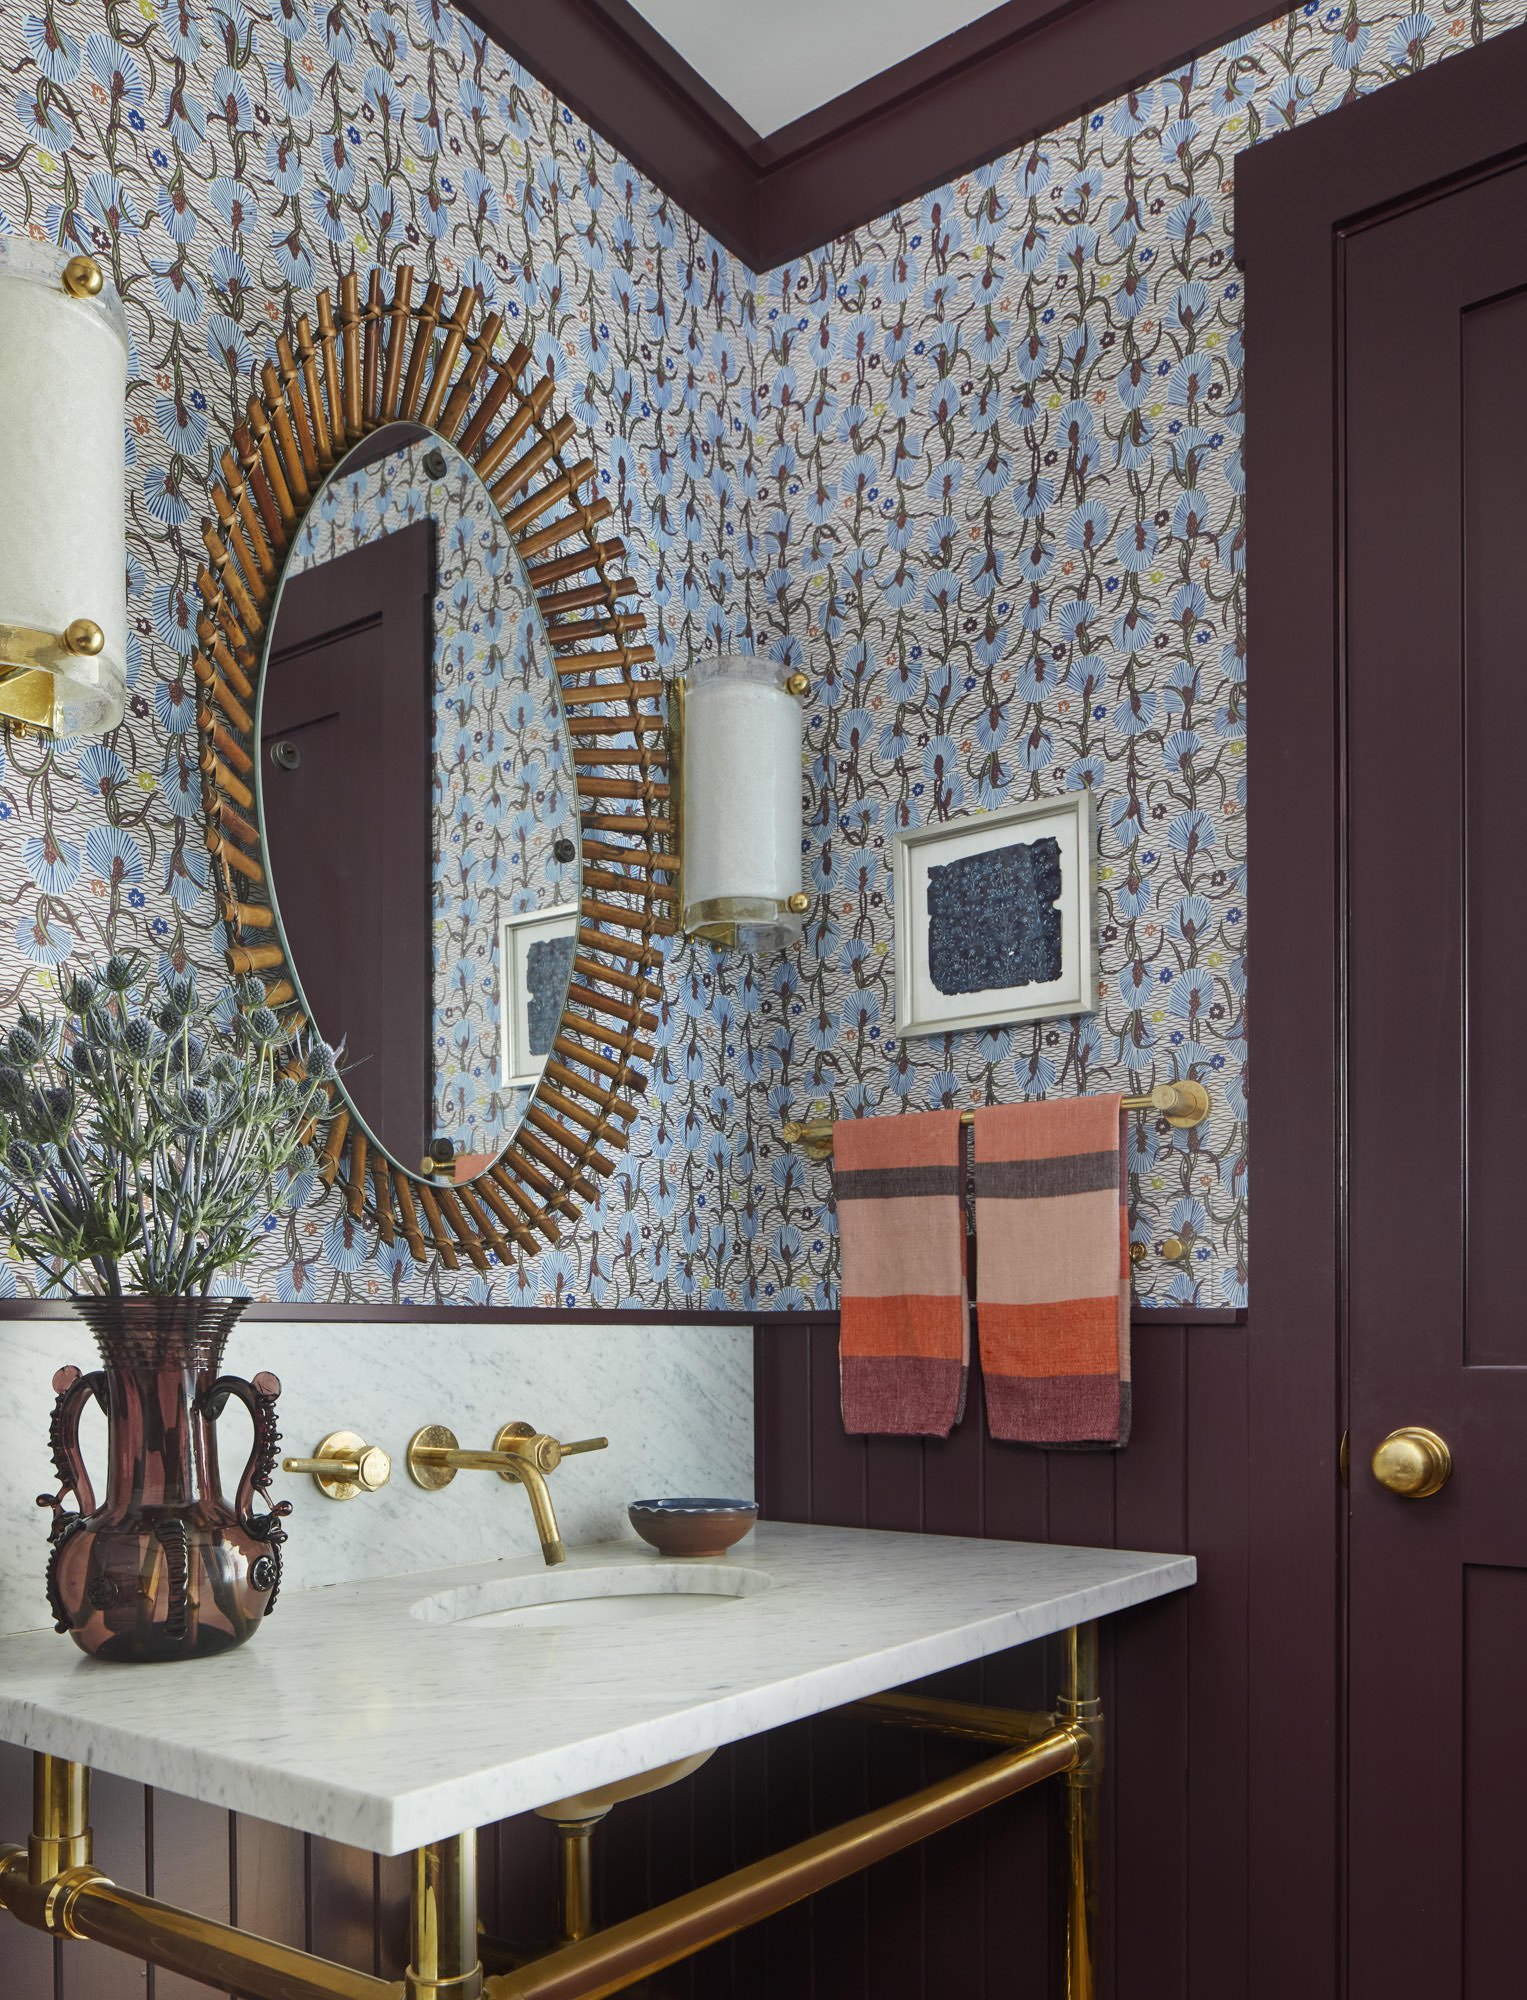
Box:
259;423;580;1181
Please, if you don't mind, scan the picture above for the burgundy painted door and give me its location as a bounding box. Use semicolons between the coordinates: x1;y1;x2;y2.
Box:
1344;163;1527;1995
262;518;434;1160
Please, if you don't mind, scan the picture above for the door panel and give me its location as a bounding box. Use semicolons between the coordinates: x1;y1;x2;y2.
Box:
1462;1566;1527;1989
262;520;433;1163
1462;285;1527;1371
1344;164;1527;1997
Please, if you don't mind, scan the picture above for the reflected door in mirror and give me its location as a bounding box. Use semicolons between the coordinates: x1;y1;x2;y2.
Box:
261;519;433;1163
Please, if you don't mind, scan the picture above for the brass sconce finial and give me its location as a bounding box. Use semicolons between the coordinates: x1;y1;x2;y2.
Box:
64;619;105;657
61;256;104;300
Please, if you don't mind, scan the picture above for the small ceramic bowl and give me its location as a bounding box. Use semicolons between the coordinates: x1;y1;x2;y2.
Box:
628;1497;759;1558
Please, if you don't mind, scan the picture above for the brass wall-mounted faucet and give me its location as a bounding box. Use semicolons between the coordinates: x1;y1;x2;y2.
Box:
405;1422;608;1565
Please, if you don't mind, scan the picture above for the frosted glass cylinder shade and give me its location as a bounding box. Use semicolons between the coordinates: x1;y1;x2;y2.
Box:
680;654;805;952
0;239;128;735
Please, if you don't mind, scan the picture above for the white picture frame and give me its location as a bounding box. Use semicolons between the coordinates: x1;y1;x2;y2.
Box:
892;794;1097;1038
499;903;580;1088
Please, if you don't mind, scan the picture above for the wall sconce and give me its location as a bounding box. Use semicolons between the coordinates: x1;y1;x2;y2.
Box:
673;654;809;952
0;241;127;737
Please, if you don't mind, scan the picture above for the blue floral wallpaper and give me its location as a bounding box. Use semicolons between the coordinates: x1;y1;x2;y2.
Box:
286;434;579;1158
0;0;1522;1311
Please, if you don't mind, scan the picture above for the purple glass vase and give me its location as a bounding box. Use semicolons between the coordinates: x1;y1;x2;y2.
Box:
37;1298;293;1663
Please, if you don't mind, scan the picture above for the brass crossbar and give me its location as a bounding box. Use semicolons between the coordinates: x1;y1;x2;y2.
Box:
482;1724;1088;2000
0;1844;399;2000
0;1622;1102;2000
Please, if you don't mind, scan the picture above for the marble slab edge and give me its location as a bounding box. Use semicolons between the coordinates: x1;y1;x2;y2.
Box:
0;1553;1195;1854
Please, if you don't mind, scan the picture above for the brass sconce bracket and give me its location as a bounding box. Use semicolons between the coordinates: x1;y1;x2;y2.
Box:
0;620;109;734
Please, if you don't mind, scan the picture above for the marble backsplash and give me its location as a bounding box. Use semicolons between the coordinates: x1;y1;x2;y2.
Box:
0;1317;754;1639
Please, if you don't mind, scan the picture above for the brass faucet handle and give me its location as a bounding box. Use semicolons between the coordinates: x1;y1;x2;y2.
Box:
282;1431;392;1501
492;1423;609;1474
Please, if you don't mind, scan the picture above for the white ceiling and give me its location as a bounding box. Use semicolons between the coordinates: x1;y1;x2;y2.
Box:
629;0;1007;138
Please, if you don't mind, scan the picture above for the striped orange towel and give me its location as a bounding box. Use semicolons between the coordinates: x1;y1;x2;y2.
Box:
972;1096;1130;1448
836;1111;969;1436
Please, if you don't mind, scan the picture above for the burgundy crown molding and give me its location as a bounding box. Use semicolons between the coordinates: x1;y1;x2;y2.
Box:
461;0;1288;270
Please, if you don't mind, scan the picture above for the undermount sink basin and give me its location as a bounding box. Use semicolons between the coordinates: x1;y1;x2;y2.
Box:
409;1562;774;1633
409;1563;773;1815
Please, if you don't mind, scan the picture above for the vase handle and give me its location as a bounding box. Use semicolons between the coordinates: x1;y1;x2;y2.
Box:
206;1370;294;1537
36;1364;106;1528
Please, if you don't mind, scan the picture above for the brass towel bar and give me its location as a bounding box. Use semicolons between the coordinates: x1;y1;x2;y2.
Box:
781;1079;1211;1160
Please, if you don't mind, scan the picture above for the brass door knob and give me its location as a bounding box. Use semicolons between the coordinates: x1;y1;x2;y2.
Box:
1370;1426;1452;1499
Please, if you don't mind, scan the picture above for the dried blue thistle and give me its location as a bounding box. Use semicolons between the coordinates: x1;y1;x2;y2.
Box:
6;1023;43;1068
121;1015;156;1060
0;953;336;1299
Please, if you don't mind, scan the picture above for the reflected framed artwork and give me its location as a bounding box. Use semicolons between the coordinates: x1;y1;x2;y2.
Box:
892;795;1097;1037
501;905;580;1088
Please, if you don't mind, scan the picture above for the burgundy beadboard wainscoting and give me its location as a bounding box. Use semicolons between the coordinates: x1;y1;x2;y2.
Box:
0;1306;1241;2000
746;1309;1248;2000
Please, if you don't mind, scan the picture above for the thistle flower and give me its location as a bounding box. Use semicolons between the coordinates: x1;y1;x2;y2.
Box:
122;1015;156;1060
0;955;337;1298
7;1023;42;1068
177;1085;212;1131
246;1006;281;1044
35;1084;76;1141
80;1003;120;1048
159;972;196;1020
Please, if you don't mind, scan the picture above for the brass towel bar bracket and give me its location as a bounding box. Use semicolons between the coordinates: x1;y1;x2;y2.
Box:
0;1622;1102;2000
781;1079;1211;1162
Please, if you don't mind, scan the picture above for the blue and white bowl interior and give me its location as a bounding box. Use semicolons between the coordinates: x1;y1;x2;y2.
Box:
629;1498;758;1516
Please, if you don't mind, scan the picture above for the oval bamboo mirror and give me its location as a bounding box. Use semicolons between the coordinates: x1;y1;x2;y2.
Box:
195;266;673;1271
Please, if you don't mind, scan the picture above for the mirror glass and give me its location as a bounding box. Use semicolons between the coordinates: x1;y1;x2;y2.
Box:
257;423;581;1181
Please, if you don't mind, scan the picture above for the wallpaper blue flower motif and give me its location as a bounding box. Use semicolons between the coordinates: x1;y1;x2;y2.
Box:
286;435;579;1159
0;0;1523;1311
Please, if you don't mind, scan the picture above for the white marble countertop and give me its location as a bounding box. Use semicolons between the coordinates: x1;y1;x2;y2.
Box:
0;1524;1193;1855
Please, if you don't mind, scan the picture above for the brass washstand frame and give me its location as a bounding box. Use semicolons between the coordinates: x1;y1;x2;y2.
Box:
0;1622;1101;1999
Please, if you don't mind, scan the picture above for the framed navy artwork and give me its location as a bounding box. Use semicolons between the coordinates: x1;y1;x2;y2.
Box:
891;794;1097;1037
499;903;580;1088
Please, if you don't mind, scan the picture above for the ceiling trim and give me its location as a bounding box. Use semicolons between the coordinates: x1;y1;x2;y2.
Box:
464;0;1290;270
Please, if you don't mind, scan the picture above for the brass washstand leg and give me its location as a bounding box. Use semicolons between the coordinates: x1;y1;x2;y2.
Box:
30;1754;91;1883
408;1831;484;2000
1057;1622;1102;2000
546;1812;607;1945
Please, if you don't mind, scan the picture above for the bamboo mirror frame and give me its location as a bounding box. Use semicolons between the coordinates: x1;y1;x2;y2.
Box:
194;266;673;1271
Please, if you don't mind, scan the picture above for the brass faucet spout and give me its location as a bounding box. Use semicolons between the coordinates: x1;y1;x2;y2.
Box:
405;1422;607;1567
503;1462;565;1566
